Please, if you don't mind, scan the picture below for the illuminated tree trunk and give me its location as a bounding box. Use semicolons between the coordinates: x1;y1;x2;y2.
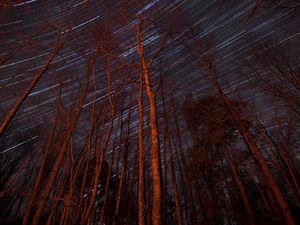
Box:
0;31;62;138
138;65;146;225
136;22;162;225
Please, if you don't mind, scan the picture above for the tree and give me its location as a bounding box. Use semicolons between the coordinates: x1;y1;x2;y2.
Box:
136;20;163;225
0;28;64;138
182;95;254;224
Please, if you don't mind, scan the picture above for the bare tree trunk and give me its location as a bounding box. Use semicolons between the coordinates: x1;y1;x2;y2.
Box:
0;31;63;138
138;64;146;225
136;22;162;225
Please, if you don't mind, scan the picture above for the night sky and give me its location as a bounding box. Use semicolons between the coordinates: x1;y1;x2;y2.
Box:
0;0;299;153
0;1;300;224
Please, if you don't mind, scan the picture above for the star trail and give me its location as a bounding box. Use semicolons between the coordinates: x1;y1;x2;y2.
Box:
0;0;299;225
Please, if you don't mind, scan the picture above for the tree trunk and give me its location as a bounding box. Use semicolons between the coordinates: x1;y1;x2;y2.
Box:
0;31;62;138
138;66;146;225
136;22;162;225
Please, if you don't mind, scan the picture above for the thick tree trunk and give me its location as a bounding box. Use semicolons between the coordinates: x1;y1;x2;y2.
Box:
147;82;162;225
137;22;162;225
